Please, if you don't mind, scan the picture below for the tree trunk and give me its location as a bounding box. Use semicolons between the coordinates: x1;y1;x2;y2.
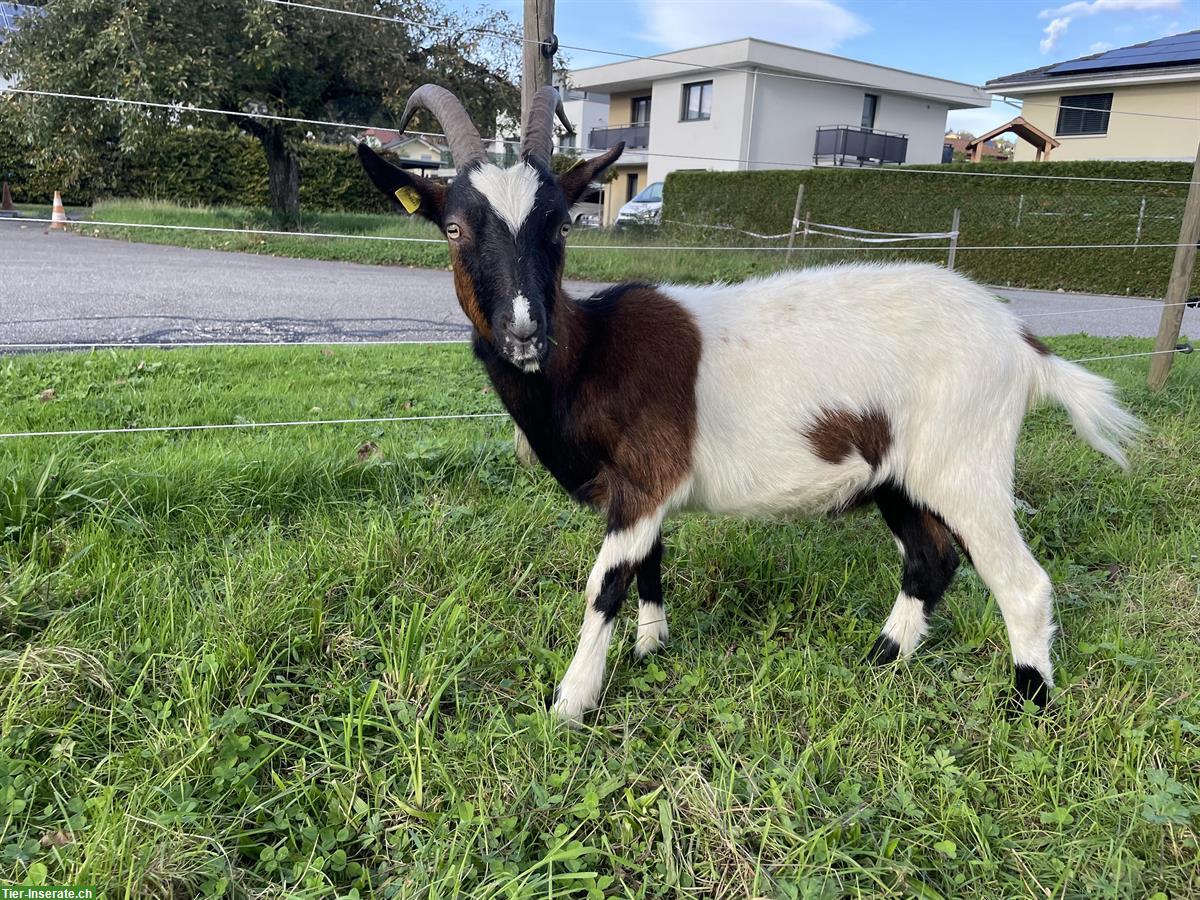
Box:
258;125;300;226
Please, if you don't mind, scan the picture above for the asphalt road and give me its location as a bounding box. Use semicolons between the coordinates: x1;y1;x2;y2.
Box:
3;226;1197;346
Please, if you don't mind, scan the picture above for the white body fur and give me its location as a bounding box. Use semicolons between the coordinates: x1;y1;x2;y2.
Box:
664;263;1138;517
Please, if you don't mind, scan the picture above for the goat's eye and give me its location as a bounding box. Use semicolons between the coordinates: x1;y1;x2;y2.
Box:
445;224;461;240
560;223;571;237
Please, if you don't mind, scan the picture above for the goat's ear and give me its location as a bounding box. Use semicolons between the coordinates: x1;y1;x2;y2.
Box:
357;142;446;226
557;142;624;206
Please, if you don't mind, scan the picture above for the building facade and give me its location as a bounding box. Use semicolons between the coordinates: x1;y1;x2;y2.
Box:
561;38;989;224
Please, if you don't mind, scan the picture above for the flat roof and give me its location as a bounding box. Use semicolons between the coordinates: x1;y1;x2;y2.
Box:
570;37;989;109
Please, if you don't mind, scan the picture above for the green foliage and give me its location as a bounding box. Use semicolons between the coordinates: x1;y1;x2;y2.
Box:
0;0;521;216
663;161;1195;296
0;125;394;213
0;340;1198;896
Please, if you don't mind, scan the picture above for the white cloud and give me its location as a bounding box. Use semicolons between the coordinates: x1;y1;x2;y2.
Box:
1037;0;1180;53
638;0;869;53
1088;40;1115;51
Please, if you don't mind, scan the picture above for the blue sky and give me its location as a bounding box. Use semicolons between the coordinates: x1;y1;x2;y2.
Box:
473;0;1200;134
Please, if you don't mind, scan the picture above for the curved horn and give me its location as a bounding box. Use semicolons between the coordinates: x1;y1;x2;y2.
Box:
521;85;569;168
399;84;486;170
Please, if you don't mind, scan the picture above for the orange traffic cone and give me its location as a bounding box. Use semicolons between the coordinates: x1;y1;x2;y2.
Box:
50;190;68;230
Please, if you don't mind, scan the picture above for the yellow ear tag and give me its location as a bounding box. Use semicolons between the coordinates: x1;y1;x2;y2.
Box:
394;186;421;214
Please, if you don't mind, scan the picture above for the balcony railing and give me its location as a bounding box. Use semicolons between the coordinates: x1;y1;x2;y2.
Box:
589;123;649;151
813;125;908;166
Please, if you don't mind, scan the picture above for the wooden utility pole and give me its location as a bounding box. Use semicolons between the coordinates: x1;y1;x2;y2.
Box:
1148;139;1200;390
514;0;557;468
522;0;556;128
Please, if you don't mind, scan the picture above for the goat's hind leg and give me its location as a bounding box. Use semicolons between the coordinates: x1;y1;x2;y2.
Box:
868;482;960;664
909;472;1055;708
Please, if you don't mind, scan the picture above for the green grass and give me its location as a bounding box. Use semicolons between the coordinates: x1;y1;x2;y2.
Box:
71;199;893;285
0;338;1198;898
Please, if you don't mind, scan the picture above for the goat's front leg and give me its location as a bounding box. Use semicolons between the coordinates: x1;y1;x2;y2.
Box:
552;510;664;724
634;537;667;659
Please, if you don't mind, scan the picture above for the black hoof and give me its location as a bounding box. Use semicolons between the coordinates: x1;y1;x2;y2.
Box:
1011;664;1050;711
867;634;901;665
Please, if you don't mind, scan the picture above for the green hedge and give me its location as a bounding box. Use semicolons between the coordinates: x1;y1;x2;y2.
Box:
0;124;391;213
662;161;1193;297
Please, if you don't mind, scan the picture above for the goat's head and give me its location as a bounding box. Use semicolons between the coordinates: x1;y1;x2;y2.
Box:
358;85;624;373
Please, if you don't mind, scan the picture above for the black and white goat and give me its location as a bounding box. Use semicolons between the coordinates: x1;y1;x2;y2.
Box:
358;85;1142;722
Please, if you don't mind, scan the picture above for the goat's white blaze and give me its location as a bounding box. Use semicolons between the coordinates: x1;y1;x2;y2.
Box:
469;163;539;235
880;592;928;657
512;293;534;334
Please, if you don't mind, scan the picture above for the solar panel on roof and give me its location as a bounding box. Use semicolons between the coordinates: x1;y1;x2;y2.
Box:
1047;30;1200;75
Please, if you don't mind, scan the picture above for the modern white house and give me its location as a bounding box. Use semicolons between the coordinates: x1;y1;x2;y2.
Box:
563;38;990;224
0;2;39;90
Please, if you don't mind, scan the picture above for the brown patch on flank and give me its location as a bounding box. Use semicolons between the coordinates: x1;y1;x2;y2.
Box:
804;406;892;468
1020;326;1052;356
449;244;492;339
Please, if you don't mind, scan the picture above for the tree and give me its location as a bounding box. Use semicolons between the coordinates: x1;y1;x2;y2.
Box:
0;0;520;222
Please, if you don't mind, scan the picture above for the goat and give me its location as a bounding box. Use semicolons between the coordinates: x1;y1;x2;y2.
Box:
358;84;1143;723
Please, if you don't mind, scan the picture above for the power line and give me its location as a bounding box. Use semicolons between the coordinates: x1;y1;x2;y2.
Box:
1018;300;1195;318
0;339;469;348
4;219;1195;255
0;86;379;133
3;84;1193;184
6;215;1198;253
0;347;1184;443
0;411;509;441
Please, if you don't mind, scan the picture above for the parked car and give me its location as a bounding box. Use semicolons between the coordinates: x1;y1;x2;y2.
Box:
616;181;663;226
569;186;602;228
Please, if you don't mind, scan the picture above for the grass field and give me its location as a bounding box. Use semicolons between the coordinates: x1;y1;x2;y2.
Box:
39;199;919;286
1;338;1198;897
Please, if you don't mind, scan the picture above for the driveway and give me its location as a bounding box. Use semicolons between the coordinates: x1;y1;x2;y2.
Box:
3;226;1196;345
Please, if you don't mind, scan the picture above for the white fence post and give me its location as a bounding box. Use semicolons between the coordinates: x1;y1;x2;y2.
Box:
1134;197;1147;247
947;208;960;272
1016;193;1024;228
785;183;805;264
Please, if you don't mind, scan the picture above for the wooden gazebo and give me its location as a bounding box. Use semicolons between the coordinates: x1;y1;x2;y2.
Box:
966;116;1059;162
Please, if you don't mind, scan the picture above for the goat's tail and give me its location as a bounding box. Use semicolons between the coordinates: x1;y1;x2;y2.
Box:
1032;352;1145;470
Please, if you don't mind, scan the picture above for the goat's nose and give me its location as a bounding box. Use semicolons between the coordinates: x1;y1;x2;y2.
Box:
506;317;537;341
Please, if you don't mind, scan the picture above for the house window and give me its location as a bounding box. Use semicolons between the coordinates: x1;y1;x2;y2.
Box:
861;93;879;130
631;95;651;125
626;173;639;201
560;133;577;151
1056;93;1112;136
681;81;713;121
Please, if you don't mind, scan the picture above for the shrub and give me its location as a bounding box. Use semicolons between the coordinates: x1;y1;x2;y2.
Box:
662;161;1193;296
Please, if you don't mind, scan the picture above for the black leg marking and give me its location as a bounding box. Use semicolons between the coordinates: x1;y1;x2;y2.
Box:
868;634;901;665
1013;664;1050;709
875;482;961;613
869;481;961;663
635;538;664;607
593;565;634;622
634;536;669;659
